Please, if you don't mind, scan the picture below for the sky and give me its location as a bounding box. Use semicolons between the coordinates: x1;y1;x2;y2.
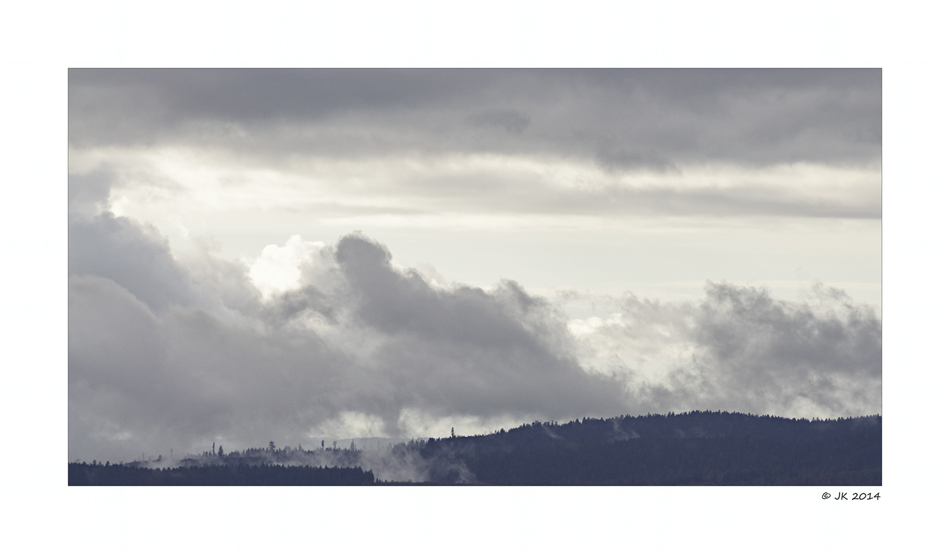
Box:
67;69;882;464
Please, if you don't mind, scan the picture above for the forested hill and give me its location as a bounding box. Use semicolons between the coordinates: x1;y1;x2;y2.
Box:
407;411;882;485
68;412;881;486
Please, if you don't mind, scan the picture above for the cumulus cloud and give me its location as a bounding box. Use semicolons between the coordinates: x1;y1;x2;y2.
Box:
569;283;881;418
69;200;881;464
68;205;633;462
684;282;881;416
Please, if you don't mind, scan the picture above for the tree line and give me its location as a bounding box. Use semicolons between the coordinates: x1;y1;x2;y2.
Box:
68;462;375;486
69;411;881;486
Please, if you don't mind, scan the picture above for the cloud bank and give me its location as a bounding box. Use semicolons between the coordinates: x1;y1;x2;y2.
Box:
69;69;881;227
68;194;881;463
69;69;881;168
69;194;631;461
580;283;882;417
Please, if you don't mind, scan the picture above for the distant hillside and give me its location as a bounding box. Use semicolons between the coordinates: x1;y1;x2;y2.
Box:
410;411;882;485
68;411;881;486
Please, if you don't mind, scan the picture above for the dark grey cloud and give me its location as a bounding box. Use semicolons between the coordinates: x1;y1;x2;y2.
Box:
69;69;881;169
69;272;351;462
468;108;531;134
687;282;881;414
67;166;114;217
330;234;626;419
68;213;194;312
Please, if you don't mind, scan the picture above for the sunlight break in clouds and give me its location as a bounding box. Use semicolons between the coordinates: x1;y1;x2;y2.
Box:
247;235;325;299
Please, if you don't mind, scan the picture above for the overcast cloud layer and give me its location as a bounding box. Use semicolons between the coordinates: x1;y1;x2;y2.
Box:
68;70;882;463
69;69;881;226
70;69;881;167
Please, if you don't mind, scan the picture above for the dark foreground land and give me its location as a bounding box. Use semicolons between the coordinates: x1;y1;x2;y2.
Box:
69;463;375;486
69;411;881;486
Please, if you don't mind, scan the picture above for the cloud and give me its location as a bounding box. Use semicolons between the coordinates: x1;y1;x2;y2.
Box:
684;282;882;416
68;166;115;218
68;212;195;312
248;235;325;299
68;210;631;462
468;108;531;134
69;215;881;463
397;160;881;219
571;282;882;418
329;234;628;419
69;69;881;168
66;70;881;236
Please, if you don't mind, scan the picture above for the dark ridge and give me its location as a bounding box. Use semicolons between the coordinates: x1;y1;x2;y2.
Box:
68;463;375;486
69;411;881;486
411;411;882;485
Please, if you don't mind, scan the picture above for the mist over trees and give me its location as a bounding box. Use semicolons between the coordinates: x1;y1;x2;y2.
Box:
69;411;881;486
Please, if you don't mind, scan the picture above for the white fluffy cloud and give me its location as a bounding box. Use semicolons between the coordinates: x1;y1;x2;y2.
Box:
247;235;325;299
